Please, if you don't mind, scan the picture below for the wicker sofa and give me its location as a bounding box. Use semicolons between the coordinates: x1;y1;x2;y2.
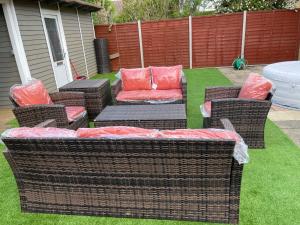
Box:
10;91;88;130
3;119;243;224
111;75;187;105
203;86;272;148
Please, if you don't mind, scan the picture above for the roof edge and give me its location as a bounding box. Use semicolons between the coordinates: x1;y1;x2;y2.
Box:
41;0;102;12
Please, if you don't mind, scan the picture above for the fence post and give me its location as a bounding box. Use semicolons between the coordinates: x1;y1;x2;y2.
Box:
189;15;193;69
241;11;247;59
137;20;145;68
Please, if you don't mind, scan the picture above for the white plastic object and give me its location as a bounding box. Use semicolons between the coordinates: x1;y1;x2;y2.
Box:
263;61;300;109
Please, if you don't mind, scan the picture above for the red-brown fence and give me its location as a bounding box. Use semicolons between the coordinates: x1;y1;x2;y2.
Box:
95;10;300;71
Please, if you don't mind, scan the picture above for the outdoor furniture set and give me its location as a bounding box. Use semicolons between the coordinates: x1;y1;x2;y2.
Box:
3;65;274;224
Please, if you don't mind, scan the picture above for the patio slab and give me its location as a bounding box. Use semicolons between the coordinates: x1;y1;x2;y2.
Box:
219;65;300;147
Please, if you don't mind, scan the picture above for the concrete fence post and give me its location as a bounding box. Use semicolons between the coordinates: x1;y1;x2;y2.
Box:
189;15;193;69
137;20;144;68
241;11;247;59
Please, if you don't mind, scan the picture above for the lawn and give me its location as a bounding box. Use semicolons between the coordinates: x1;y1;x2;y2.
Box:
1;68;300;225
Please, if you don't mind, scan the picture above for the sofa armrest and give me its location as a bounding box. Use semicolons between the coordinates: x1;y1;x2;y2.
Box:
220;118;235;132
50;92;86;107
211;98;272;118
12;104;69;128
111;79;122;102
205;86;241;102
181;76;187;104
35;119;57;128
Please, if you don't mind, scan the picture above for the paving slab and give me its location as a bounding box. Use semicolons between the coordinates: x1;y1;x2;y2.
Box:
219;65;300;147
280;128;300;147
274;120;300;129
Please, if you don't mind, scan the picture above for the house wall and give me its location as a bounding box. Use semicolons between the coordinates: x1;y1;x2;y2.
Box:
78;11;97;76
13;0;57;92
60;8;87;77
60;9;97;77
12;0;97;94
0;5;21;108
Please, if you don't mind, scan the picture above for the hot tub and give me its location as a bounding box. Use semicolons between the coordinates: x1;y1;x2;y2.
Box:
263;61;300;109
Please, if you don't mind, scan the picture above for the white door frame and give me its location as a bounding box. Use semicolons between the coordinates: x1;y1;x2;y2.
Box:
1;0;32;84
39;3;73;87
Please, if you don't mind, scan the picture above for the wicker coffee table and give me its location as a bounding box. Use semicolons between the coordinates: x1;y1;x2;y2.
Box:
94;104;187;129
59;79;111;119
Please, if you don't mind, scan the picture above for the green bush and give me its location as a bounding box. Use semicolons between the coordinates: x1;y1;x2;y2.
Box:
216;0;297;13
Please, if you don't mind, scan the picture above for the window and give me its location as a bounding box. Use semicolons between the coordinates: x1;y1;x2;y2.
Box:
44;17;64;62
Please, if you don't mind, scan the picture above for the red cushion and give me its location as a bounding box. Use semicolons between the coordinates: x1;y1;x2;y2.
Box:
158;129;240;142
238;73;272;100
151;65;182;90
10;80;53;106
3;127;76;138
65;106;86;122
203;101;211;116
76;126;159;138
116;89;183;102
121;68;152;91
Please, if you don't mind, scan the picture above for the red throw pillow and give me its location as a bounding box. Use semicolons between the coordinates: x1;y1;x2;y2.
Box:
65;106;86;122
201;101;211;117
151;65;182;90
10;80;53;106
121;68;152;91
238;73;272;100
2;127;76;138
76;126;159;138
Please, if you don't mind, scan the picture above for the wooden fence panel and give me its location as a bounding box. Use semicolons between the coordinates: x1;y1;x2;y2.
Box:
94;10;300;71
95;23;140;71
245;10;300;64
141;19;189;68
192;13;243;67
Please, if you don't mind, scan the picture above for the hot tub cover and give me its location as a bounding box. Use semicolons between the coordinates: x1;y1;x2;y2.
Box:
263;61;300;109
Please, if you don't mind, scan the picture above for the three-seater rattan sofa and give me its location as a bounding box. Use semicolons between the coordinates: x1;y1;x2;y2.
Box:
2;119;244;224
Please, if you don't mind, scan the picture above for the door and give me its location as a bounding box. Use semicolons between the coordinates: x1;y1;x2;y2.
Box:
42;12;71;88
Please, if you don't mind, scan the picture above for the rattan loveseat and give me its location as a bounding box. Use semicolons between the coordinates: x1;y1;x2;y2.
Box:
111;76;187;105
3;119;243;224
203;86;272;148
10;91;88;130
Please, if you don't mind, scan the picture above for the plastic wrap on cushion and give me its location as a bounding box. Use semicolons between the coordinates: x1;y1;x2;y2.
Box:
238;73;273;100
116;89;183;102
146;99;180;104
115;70;121;79
200;101;211;117
158;129;249;164
121;67;152;91
1;127;76;139
65;106;86;122
10;79;53;106
151;65;182;90
76;126;159;139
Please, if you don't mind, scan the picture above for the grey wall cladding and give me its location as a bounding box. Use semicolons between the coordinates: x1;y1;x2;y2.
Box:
0;5;21;108
79;11;97;77
14;0;56;92
60;8;87;77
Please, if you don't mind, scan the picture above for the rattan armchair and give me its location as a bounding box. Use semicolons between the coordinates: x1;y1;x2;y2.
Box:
203;86;272;148
10;92;88;130
111;76;187;105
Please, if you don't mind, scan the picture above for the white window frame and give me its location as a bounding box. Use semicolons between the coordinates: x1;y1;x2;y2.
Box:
39;2;73;87
1;0;32;84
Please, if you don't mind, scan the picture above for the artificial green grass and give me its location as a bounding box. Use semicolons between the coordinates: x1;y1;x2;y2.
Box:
0;68;299;225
